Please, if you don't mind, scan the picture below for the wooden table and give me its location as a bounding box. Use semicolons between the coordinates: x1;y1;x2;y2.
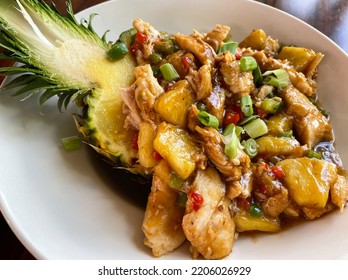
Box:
0;0;347;260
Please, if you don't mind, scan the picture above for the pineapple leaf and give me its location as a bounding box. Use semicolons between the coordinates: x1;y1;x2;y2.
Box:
0;0;111;109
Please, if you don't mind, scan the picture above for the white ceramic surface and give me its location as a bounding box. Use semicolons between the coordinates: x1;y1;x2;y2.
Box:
0;0;347;260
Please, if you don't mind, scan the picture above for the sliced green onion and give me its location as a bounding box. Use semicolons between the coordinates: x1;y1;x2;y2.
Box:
238;115;258;126
223;123;243;137
107;42;129;61
177;192;188;208
282;130;293;138
169;173;185;189
155;39;176;55
240;56;258;71
261;98;283;114
197;102;207;112
241;138;258;158
307;149;322;159
262;69;290;88
151;66;160;77
243;118;268;139
119;28;137;48
61;136;81;151
250;202;263;217
223;126;239;159
217;41;238;54
253;66;263;86
149;53;163;64
240;95;254;117
159;63;180;81
198;111;219;129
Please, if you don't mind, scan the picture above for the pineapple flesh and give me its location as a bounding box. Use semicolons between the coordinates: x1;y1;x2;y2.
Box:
0;0;138;169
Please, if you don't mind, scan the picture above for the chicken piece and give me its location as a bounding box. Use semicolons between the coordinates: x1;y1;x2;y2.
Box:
174;32;215;67
195;126;250;180
220;60;255;97
226;169;253;200
204;24;230;51
286;68;314;97
204;86;226;124
281;86;332;149
277;157;338;210
166;50;197;78
302;206;327;220
256;136;308;159
330;175;348;212
262;186;289;217
120;84;142;130
133;18;161;64
134;64;164;123
187;104;200;132
251;51;283;71
263;36;280;56
182;167;235;259
142;162;186;257
186;65;212;100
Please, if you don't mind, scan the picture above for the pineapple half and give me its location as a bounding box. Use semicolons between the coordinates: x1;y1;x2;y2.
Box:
0;0;139;169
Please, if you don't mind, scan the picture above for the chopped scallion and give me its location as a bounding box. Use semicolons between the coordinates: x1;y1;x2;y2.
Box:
223;126;239;159
262;69;290;88
243;118;268;139
159;63;180;81
107;42;129;61
253;66;263;86
250;202;263;217
261;98;283;114
61;136;81;151
307;149;323;159
240;95;254;117
198;111;219;129
240;56;258;71
217;41;238;55
241;138;258;158
282;130;293;138
238;115;258;126
223;123;243;137
169;173;185;189
149;53;163;64
177;192;188;208
119;28;137;48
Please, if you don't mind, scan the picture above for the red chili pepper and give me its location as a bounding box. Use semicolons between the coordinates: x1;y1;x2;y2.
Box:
181;56;192;69
258;184;268;195
261;162;270;172
190;192;204;211
152;150;163;161
223;105;243;126
235;49;243;60
256;107;268;119
130;42;140;55
271;166;285;180
135;32;148;44
131;132;139;150
235;197;250;210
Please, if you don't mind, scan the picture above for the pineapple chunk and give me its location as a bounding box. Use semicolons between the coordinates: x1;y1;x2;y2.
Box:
277;46;316;73
138;121;157;168
266;113;293;136
235;211;280;232
256;136;307;159
153;122;199;179
239;29;267;50
277;158;337;208
154;80;195;127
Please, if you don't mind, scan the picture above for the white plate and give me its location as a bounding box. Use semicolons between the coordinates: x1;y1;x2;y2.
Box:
1;0;348;260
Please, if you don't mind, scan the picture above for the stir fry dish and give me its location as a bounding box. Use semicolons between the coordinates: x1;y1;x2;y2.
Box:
0;1;347;259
